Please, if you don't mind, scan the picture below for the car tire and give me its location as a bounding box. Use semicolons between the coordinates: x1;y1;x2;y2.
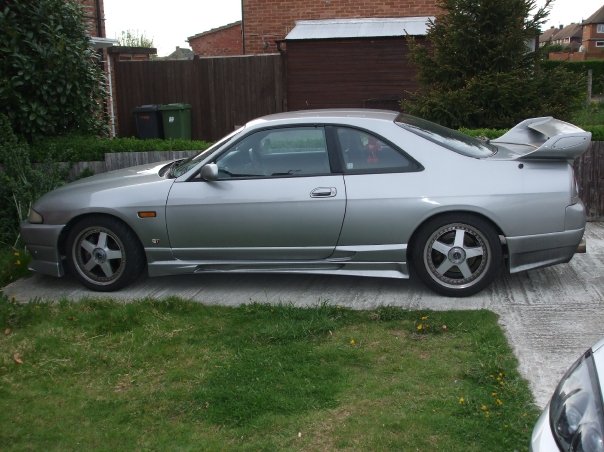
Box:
66;216;145;292
411;214;502;297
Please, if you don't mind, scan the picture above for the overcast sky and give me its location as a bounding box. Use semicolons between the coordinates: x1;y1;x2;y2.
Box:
104;0;604;57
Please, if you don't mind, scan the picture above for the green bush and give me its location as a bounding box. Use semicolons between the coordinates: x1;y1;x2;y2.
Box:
30;136;211;162
0;115;68;246
0;0;107;139
544;60;604;97
404;0;584;129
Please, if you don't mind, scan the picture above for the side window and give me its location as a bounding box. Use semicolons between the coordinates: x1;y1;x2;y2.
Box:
215;127;331;179
336;127;418;173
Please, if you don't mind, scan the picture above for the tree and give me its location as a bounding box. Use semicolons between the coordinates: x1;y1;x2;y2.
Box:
118;30;155;48
0;0;107;139
404;0;584;128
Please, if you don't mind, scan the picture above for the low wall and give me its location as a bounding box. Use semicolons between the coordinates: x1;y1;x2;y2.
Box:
68;150;198;179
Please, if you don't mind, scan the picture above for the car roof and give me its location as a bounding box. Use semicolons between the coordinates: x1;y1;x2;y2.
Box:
246;109;399;128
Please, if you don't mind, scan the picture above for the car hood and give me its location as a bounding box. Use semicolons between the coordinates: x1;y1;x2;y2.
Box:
33;161;175;224
62;160;172;191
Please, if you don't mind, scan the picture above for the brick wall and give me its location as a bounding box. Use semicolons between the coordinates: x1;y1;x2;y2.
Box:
188;22;243;56
79;0;105;37
583;24;604;53
242;0;439;54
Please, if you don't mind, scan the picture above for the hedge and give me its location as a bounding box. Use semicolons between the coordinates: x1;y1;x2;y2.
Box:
543;60;604;96
30;135;211;162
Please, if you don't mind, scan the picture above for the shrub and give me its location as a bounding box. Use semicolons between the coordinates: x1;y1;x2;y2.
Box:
544;60;604;97
404;0;584;128
0;115;67;246
29;136;211;162
0;0;107;139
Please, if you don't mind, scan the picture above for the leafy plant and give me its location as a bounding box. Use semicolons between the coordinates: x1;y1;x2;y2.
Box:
0;115;67;246
0;0;108;140
117;30;155;48
29;135;211;162
544;60;604;97
404;0;584;128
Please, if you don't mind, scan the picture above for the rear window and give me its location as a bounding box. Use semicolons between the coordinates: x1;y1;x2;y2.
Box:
395;114;496;158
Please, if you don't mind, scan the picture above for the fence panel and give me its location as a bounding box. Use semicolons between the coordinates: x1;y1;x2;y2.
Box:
115;55;284;141
575;141;604;220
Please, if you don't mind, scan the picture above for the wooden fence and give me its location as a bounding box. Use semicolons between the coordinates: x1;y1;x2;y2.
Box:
114;54;285;141
575;141;604;220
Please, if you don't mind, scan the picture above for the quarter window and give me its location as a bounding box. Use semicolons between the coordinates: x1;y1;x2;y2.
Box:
335;127;419;173
215;127;331;179
596;41;604;47
597;24;604;33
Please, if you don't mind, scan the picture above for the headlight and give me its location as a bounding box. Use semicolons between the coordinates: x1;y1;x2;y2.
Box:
27;208;43;224
550;350;604;451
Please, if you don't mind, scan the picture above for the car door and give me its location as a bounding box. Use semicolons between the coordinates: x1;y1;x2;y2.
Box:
333;126;425;250
165;126;346;260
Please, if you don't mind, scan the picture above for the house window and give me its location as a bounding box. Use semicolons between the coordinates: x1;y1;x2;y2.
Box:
597;24;604;33
596;41;604;47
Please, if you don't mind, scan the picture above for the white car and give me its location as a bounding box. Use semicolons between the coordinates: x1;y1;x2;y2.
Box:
531;338;604;451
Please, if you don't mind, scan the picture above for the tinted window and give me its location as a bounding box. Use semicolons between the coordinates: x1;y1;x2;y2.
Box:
336;127;418;173
395;114;496;158
215;127;331;179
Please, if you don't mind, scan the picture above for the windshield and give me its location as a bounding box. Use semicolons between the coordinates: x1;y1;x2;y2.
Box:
170;127;245;177
395;114;496;158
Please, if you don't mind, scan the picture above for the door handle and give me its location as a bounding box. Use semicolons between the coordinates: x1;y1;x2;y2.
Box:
310;187;337;198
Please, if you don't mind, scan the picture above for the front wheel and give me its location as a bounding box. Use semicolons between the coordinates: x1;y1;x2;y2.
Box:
411;215;503;297
66;216;145;291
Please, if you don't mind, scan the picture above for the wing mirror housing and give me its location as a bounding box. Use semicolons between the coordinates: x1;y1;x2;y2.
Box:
201;163;218;181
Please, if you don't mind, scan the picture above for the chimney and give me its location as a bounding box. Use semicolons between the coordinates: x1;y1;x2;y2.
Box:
559;24;564;29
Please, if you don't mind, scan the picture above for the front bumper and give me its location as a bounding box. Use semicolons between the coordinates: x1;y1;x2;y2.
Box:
20;221;65;277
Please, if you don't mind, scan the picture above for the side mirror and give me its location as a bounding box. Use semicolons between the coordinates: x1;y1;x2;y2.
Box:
200;163;218;181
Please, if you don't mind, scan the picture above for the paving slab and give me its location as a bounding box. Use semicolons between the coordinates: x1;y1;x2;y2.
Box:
4;223;604;408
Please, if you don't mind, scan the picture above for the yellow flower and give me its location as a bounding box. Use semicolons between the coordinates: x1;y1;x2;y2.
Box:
13;251;20;256
491;392;498;398
421;316;429;321
495;399;503;406
458;397;465;405
480;404;488;411
350;338;356;346
16;260;21;265
417;323;423;331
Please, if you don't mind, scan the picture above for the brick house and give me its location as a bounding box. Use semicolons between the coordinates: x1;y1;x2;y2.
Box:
582;5;604;53
539;26;560;47
550;23;582;51
188;21;243;56
242;0;440;54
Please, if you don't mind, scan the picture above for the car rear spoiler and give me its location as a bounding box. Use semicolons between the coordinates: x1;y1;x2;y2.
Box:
491;117;591;160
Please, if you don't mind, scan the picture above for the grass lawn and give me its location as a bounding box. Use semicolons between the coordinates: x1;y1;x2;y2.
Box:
0;297;538;451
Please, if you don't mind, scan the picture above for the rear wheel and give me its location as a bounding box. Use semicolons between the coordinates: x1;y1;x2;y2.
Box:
412;215;502;297
66;216;145;291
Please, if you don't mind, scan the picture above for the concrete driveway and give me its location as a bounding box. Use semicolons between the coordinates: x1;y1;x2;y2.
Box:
4;223;604;409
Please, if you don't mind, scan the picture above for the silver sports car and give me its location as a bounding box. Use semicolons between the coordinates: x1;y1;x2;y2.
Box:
531;338;604;451
21;110;590;296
